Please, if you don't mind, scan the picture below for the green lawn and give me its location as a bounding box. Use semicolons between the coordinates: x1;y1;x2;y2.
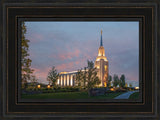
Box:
129;92;139;99
21;92;124;99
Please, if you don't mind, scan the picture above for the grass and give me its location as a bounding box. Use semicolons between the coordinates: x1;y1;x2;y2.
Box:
21;91;124;99
129;92;139;99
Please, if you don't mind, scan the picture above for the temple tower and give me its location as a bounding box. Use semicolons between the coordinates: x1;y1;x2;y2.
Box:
94;30;109;87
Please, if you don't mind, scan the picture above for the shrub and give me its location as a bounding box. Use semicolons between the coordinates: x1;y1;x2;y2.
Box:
106;90;115;93
115;88;127;92
26;86;36;91
42;89;55;93
52;86;80;92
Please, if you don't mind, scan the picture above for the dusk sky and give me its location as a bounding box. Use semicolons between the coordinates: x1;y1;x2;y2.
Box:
25;21;139;87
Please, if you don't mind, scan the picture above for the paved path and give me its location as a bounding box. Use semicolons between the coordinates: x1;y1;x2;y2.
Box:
114;91;136;99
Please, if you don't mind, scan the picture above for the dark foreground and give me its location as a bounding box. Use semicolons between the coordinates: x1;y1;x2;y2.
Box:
21;91;139;99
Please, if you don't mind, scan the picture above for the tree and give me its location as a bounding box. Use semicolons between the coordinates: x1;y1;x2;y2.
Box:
113;74;119;87
82;67;87;88
75;67;87;88
107;75;112;87
129;83;133;87
75;69;83;87
125;83;128;87
86;60;101;90
30;75;38;84
119;74;125;88
47;66;59;87
21;22;35;89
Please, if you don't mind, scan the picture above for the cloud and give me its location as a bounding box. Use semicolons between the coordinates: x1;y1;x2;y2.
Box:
56;62;74;72
31;67;50;84
51;49;81;61
27;33;44;44
25;21;139;85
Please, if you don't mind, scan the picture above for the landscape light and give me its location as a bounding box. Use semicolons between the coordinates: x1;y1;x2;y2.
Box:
37;85;41;88
135;87;139;90
47;85;50;88
110;88;114;91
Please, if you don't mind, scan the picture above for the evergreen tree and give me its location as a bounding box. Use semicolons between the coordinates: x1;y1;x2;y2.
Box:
125;83;128;87
129;83;133;87
47;66;59;87
107;75;112;87
113;74;119;87
82;67;87;88
21;22;35;89
119;74;125;88
86;60;101;90
75;69;83;87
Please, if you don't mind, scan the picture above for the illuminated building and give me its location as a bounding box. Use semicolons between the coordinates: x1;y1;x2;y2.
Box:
57;30;109;87
94;30;109;87
57;71;77;87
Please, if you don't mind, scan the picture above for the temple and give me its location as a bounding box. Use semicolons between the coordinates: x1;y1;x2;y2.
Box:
94;30;109;87
57;30;109;87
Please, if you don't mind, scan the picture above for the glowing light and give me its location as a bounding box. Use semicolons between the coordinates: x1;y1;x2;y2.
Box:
57;79;59;85
104;82;107;87
67;75;69;86
61;76;63;86
60;72;67;74
60;70;89;75
135;87;139;90
37;85;41;88
47;85;50;88
98;53;102;56
70;75;73;86
125;83;128;87
96;58;100;61
96;66;100;69
110;88;115;91
96;56;107;61
105;65;107;70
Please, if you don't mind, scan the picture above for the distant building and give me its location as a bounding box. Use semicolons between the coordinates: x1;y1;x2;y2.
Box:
57;30;109;87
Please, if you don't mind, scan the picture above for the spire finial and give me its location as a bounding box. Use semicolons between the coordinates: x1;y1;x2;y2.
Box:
100;29;103;46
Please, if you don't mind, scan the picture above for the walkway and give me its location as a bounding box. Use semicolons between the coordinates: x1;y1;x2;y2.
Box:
114;91;136;99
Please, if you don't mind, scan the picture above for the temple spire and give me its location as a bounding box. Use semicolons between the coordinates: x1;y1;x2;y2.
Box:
100;29;103;46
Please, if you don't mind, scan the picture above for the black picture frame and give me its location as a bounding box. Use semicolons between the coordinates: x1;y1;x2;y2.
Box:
0;0;159;119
